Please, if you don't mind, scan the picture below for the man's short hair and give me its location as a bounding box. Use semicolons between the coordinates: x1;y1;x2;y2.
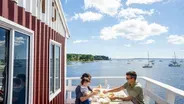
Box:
126;71;137;80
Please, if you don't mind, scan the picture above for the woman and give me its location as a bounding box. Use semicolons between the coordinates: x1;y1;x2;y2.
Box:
75;73;98;104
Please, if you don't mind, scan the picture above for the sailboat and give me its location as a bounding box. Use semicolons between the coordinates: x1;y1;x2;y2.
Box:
142;52;153;68
159;60;163;62
127;60;131;64
168;52;181;67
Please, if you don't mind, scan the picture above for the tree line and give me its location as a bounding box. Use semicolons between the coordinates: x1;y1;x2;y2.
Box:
67;54;110;61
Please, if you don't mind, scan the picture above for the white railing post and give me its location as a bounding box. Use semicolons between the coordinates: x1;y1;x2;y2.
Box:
67;79;72;104
144;81;152;104
104;79;108;88
166;90;176;104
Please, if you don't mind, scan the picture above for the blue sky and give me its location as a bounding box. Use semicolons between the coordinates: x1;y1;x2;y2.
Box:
62;0;184;58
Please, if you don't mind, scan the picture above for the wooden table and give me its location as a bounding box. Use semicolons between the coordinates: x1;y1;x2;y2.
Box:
91;89;133;104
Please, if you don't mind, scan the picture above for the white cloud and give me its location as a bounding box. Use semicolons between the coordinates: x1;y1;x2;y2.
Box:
84;0;122;16
118;8;154;20
124;44;131;47
0;37;25;47
168;35;184;44
100;19;168;41
15;37;25;46
141;39;155;44
71;11;103;22
73;40;89;44
126;0;163;5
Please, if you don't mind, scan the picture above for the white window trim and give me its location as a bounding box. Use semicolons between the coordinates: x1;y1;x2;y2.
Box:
0;16;34;104
49;40;62;102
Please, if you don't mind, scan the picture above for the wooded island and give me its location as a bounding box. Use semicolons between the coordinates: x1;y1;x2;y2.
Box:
67;54;110;61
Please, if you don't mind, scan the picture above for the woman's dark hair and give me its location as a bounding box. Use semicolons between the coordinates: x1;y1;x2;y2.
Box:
81;77;90;85
81;73;91;80
126;71;137;80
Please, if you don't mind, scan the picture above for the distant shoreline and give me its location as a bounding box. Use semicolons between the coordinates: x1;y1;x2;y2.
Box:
67;54;110;62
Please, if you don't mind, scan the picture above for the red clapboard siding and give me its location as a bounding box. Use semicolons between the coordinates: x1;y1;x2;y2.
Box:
37;19;41;104
18;6;26;26
0;0;8;18
8;0;18;23
25;12;32;29
0;1;66;104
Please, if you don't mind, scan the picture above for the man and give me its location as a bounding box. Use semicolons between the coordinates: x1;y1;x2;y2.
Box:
103;71;144;104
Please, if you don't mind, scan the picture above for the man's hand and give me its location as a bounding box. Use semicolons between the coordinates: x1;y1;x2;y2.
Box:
109;97;118;101
103;90;108;94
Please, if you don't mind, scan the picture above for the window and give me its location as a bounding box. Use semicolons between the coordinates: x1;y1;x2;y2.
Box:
0;27;9;104
12;32;30;104
0;17;34;104
52;2;56;22
49;40;61;101
42;0;46;13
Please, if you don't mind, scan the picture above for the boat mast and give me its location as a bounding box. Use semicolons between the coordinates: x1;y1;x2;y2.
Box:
174;52;176;62
148;51;149;65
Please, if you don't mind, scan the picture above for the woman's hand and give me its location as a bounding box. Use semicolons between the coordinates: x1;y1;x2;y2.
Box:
91;91;98;95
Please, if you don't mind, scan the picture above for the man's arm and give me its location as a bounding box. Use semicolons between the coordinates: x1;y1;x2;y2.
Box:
119;96;133;101
109;96;133;101
105;86;124;93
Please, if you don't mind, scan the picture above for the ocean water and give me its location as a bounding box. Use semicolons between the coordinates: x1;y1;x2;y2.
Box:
67;59;184;104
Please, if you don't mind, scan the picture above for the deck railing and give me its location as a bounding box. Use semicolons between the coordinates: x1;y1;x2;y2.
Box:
65;76;184;104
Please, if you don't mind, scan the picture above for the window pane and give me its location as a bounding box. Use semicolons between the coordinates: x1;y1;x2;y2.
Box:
55;46;60;90
12;32;30;104
0;27;9;104
50;45;54;94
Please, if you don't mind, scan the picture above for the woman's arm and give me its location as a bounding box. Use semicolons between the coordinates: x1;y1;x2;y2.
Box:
80;92;97;102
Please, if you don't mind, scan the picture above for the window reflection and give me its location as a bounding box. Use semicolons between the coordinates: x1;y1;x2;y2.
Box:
12;32;29;104
0;27;9;104
55;46;60;90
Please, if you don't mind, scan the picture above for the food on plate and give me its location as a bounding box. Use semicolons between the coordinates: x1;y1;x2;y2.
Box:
98;84;102;89
86;91;91;95
108;93;115;98
93;88;100;92
100;102;109;104
99;93;105;98
99;98;110;104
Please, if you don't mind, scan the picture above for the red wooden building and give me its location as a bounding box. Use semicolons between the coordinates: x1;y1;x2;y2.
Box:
0;0;69;104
